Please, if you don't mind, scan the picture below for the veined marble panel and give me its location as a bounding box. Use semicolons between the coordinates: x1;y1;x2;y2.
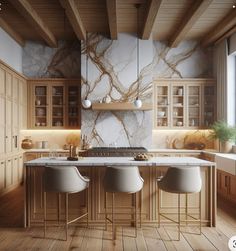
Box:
81;34;212;147
22;40;80;78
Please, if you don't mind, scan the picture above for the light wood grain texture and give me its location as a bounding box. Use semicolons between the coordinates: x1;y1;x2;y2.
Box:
0;185;235;250
106;0;118;40
91;102;153;111
60;0;86;40
169;0;213;48
141;0;162;39
9;0;57;47
201;8;236;46
0;17;25;46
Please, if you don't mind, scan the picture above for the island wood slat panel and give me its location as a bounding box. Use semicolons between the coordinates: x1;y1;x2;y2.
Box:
25;165;215;228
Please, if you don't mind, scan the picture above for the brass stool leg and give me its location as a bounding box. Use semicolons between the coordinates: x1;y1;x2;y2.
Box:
44;192;46;238
86;188;89;228
135;193;137;238
178;193;180;241
112;193;116;241
105;192;107;231
158;186;160;228
185;193;188;226
199;190;202;235
140;189;142;228
58;193;60;226
65;193;68;241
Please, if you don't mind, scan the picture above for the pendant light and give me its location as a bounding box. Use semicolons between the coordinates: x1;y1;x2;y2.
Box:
133;4;142;109
82;32;92;109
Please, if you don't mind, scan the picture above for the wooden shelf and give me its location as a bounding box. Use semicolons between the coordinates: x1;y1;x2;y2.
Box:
91;102;153;111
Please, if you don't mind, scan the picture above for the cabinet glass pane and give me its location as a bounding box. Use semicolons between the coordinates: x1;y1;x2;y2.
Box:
67;85;80;127
203;85;215;127
52;86;64;127
188;86;200;127
156;86;169;127
34;86;47;127
172;85;184;127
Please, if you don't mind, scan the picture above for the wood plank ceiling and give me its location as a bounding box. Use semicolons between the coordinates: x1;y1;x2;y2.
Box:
0;0;235;48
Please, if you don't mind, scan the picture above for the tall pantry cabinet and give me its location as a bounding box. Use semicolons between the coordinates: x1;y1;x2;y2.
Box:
0;61;27;196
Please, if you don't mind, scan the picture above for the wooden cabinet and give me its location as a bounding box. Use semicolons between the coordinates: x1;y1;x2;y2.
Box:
28;79;81;129
217;170;236;204
0;61;27;196
153;79;215;129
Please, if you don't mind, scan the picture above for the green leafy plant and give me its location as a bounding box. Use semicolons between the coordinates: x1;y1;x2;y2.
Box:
209;121;236;143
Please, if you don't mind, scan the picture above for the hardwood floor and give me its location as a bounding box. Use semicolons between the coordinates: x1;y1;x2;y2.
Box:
0;187;235;251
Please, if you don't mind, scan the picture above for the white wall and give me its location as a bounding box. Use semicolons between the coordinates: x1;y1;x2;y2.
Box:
0;28;22;73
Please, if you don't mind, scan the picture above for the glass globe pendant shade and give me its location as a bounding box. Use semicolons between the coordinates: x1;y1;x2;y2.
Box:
134;97;142;108
82;98;91;108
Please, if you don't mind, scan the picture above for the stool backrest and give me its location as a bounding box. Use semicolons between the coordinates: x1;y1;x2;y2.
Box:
44;166;89;193
103;166;144;193
159;166;202;193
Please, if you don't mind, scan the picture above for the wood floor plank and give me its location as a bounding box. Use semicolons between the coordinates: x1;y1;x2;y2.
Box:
182;226;217;251
123;227;137;251
157;227;177;251
164;226;193;251
201;227;229;251
102;226;124;251
135;228;148;251
142;226;167;251
69;227;86;250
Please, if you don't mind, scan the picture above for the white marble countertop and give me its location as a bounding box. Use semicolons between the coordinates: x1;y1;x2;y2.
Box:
25;157;215;167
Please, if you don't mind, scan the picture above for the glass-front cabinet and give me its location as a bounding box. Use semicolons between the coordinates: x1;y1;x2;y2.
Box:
187;84;201;128
154;79;215;129
29;79;81;129
171;84;185;128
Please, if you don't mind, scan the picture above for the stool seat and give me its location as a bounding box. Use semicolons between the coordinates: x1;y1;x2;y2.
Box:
158;166;201;194
103;166;144;193
44;166;89;193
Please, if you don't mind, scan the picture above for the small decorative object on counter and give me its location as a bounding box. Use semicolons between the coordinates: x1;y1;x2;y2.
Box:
21;136;33;149
103;94;111;103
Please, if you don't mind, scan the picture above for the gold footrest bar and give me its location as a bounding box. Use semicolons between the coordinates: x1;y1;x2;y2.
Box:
67;212;88;225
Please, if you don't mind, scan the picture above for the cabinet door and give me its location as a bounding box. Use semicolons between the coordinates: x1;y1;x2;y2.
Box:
0;67;5;97
5;158;13;188
51;84;65;128
5;99;12;153
18;155;23;182
171;83;185;128
0;160;5;191
154;84;170;128
187;84;201;128
217;170;228;197
12;76;18;103
32;84;49;128
13;156;19;185
229;174;236;203
203;85;216;127
0;97;5;155
66;84;81;128
5;71;12;100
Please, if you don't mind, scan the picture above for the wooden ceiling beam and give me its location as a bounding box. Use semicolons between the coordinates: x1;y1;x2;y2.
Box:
215;25;236;45
59;0;86;41
141;0;162;40
201;8;236;47
106;0;117;40
169;0;212;48
9;0;57;47
0;17;25;47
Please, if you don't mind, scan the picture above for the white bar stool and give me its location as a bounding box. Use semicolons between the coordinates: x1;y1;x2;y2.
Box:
103;165;144;242
44;166;90;240
157;166;202;240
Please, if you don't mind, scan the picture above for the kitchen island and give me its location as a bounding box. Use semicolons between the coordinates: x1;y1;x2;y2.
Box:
24;157;216;227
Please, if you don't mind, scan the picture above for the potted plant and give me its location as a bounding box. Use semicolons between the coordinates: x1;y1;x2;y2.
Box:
209;121;236;153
